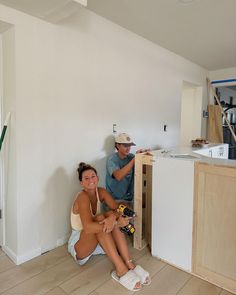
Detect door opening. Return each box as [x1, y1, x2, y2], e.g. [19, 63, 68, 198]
[180, 82, 203, 146]
[215, 85, 236, 159]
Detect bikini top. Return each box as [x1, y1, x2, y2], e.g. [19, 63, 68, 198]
[70, 188, 101, 231]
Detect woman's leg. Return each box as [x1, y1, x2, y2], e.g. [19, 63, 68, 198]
[74, 214, 106, 259]
[75, 214, 141, 290]
[111, 226, 136, 269]
[94, 214, 128, 276]
[104, 211, 135, 269]
[74, 231, 99, 259]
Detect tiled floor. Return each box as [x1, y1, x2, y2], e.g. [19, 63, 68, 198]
[0, 246, 234, 295]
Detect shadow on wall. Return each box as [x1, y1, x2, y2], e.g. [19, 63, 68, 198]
[40, 135, 115, 252]
[41, 167, 72, 252]
[103, 134, 115, 156]
[91, 134, 115, 187]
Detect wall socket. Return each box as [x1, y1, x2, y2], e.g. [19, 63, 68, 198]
[164, 124, 168, 132]
[113, 124, 117, 134]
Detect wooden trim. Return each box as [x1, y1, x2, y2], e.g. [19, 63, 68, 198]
[133, 153, 153, 250]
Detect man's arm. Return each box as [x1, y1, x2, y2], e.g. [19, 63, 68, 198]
[112, 157, 135, 181]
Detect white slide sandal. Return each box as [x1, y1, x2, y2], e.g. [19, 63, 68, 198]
[111, 269, 142, 291]
[133, 265, 151, 285]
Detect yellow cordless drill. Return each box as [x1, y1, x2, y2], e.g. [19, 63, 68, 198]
[117, 204, 136, 235]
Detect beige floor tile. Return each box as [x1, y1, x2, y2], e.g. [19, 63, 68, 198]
[0, 243, 230, 295]
[0, 246, 69, 293]
[0, 263, 34, 293]
[60, 257, 113, 295]
[44, 286, 68, 295]
[1, 257, 81, 295]
[137, 264, 191, 295]
[94, 251, 166, 295]
[134, 251, 166, 278]
[95, 276, 134, 295]
[177, 276, 222, 295]
[220, 290, 235, 295]
[0, 256, 15, 273]
[0, 247, 6, 257]
[128, 242, 149, 261]
[21, 245, 69, 274]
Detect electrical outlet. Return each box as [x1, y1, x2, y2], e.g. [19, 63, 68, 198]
[164, 125, 167, 132]
[113, 124, 117, 134]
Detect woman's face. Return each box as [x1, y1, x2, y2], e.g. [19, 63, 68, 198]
[80, 169, 99, 190]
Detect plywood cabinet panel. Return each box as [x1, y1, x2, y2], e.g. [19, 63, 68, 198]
[193, 163, 236, 294]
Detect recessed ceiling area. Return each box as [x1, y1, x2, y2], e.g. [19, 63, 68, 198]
[87, 0, 236, 71]
[0, 0, 236, 71]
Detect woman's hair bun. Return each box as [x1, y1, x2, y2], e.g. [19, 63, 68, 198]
[78, 162, 87, 170]
[77, 162, 97, 181]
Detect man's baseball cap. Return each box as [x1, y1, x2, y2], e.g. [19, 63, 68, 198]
[115, 133, 136, 146]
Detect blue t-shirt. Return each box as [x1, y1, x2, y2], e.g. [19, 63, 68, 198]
[106, 153, 134, 202]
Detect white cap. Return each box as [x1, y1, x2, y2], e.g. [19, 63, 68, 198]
[115, 133, 136, 146]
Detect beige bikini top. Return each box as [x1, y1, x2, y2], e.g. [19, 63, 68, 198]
[71, 188, 101, 231]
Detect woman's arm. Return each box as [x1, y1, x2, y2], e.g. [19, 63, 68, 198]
[77, 192, 104, 234]
[98, 187, 119, 211]
[98, 187, 131, 230]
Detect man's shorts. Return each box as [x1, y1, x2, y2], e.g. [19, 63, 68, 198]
[68, 230, 105, 265]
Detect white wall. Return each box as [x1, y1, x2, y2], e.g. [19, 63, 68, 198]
[0, 4, 209, 263]
[1, 26, 17, 256]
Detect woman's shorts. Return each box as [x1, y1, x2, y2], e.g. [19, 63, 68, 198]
[68, 230, 105, 265]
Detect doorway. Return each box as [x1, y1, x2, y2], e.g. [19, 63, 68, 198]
[216, 85, 236, 159]
[180, 81, 203, 146]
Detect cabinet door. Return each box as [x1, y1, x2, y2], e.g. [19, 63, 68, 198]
[193, 162, 236, 294]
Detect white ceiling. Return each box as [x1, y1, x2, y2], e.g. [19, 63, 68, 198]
[0, 0, 236, 71]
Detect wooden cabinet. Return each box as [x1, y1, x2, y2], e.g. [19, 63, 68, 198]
[134, 149, 236, 294]
[193, 162, 236, 294]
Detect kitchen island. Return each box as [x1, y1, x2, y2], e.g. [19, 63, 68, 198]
[134, 143, 236, 294]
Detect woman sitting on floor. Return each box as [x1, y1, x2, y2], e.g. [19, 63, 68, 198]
[68, 162, 151, 292]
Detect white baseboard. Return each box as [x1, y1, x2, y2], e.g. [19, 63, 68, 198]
[2, 234, 70, 265]
[2, 245, 41, 265]
[2, 245, 17, 264]
[56, 233, 70, 247]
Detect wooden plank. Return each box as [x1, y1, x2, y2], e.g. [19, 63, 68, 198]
[145, 165, 152, 248]
[208, 105, 223, 143]
[134, 153, 153, 250]
[134, 153, 144, 250]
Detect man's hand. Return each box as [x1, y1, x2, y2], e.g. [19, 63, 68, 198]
[136, 148, 151, 154]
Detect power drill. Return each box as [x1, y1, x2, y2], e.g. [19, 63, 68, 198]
[117, 204, 136, 235]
